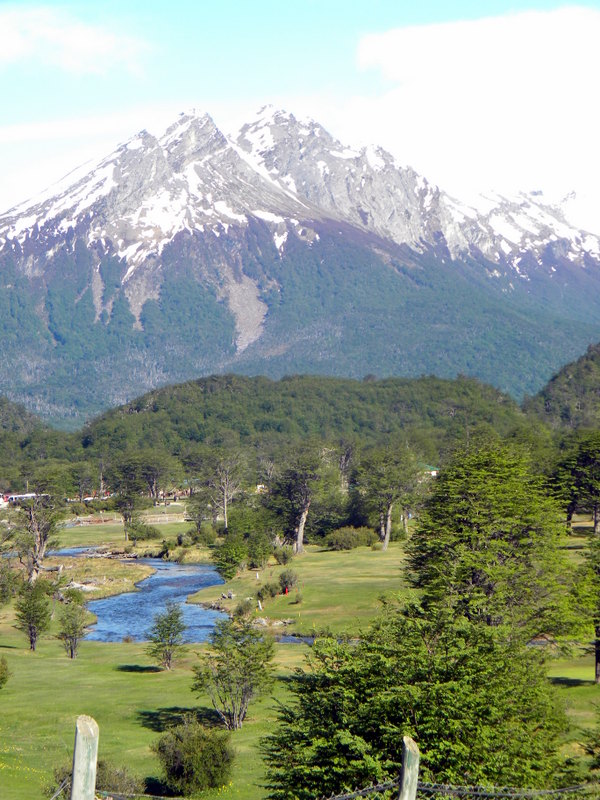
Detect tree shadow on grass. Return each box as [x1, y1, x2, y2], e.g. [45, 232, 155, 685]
[116, 664, 162, 673]
[137, 706, 222, 732]
[550, 676, 595, 687]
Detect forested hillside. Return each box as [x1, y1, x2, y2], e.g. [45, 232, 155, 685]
[0, 373, 534, 493]
[80, 374, 527, 463]
[524, 343, 600, 430]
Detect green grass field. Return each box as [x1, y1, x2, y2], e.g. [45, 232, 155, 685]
[0, 619, 306, 799]
[191, 543, 408, 635]
[2, 518, 600, 798]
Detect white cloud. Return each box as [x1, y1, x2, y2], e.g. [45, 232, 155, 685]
[0, 6, 149, 74]
[344, 6, 600, 211]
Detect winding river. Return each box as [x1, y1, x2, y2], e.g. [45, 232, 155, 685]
[56, 549, 227, 643]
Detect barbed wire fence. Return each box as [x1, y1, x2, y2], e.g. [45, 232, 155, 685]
[59, 716, 600, 800]
[317, 737, 600, 800]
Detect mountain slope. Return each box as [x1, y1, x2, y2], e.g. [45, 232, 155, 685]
[1, 107, 600, 426]
[524, 342, 600, 430]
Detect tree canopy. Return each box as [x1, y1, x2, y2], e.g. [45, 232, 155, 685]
[407, 443, 570, 638]
[263, 607, 567, 800]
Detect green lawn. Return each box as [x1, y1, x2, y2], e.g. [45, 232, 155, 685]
[190, 542, 408, 635]
[0, 615, 306, 799]
[55, 519, 193, 549]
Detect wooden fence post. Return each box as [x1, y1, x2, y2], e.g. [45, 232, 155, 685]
[398, 736, 420, 800]
[70, 715, 99, 800]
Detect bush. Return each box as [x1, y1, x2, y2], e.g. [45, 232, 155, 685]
[247, 532, 273, 569]
[47, 760, 144, 798]
[0, 656, 10, 690]
[176, 532, 193, 547]
[213, 535, 248, 580]
[273, 545, 294, 565]
[153, 716, 234, 794]
[326, 526, 378, 550]
[278, 569, 298, 593]
[257, 582, 280, 603]
[233, 597, 255, 618]
[126, 519, 161, 542]
[193, 522, 217, 545]
[0, 562, 18, 605]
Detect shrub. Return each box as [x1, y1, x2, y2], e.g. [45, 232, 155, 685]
[278, 569, 299, 593]
[213, 536, 248, 580]
[273, 545, 294, 565]
[0, 656, 10, 690]
[233, 598, 255, 618]
[126, 519, 161, 542]
[153, 716, 234, 794]
[47, 760, 144, 798]
[247, 532, 273, 569]
[326, 526, 378, 550]
[257, 582, 280, 603]
[176, 532, 193, 547]
[193, 522, 217, 545]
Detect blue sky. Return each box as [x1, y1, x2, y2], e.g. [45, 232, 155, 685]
[1, 1, 599, 226]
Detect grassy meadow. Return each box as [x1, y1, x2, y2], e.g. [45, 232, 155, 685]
[1, 515, 600, 797]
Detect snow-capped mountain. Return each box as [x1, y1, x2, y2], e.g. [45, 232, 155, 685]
[1, 106, 600, 425]
[237, 107, 600, 272]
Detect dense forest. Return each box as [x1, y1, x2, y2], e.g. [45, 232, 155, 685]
[1, 373, 538, 494]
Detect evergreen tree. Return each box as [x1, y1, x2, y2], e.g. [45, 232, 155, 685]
[353, 445, 420, 549]
[15, 580, 51, 651]
[146, 602, 186, 670]
[57, 602, 87, 659]
[268, 448, 323, 553]
[407, 443, 570, 639]
[263, 607, 567, 800]
[552, 431, 600, 533]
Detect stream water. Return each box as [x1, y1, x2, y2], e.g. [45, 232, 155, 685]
[55, 548, 227, 643]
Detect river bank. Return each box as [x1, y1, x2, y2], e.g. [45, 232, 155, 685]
[50, 548, 226, 642]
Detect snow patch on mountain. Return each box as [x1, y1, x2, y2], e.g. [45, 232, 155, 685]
[1, 103, 600, 333]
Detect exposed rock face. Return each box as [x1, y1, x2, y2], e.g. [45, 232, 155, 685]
[1, 106, 600, 425]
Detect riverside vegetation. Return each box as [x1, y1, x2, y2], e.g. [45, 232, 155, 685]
[4, 369, 600, 796]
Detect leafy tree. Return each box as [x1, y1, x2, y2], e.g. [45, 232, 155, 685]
[137, 448, 183, 504]
[353, 445, 420, 550]
[572, 535, 600, 683]
[212, 534, 248, 580]
[407, 442, 570, 639]
[552, 431, 600, 533]
[263, 607, 567, 800]
[70, 461, 95, 501]
[0, 656, 9, 690]
[146, 602, 186, 670]
[153, 716, 234, 795]
[247, 531, 273, 569]
[57, 601, 87, 659]
[192, 619, 274, 730]
[15, 580, 52, 651]
[0, 561, 18, 605]
[9, 496, 62, 584]
[268, 448, 323, 553]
